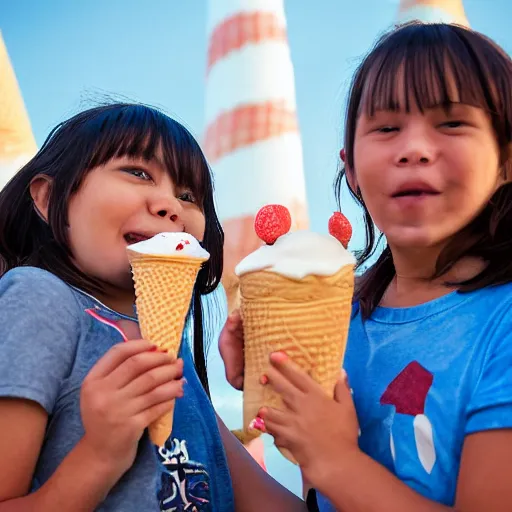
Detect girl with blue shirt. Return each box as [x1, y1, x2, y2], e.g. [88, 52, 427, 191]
[221, 22, 512, 511]
[0, 104, 305, 511]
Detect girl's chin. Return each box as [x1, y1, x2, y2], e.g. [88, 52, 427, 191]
[386, 229, 445, 250]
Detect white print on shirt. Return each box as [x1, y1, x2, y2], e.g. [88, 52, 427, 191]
[157, 438, 212, 511]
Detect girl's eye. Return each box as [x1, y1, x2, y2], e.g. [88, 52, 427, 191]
[377, 126, 398, 133]
[178, 191, 196, 203]
[442, 121, 465, 129]
[123, 167, 152, 181]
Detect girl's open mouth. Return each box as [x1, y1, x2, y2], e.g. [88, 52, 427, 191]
[392, 190, 439, 198]
[124, 233, 151, 244]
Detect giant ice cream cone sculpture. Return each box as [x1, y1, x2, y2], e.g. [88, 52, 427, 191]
[204, 0, 309, 313]
[397, 0, 469, 26]
[236, 206, 355, 463]
[127, 233, 209, 447]
[0, 32, 37, 189]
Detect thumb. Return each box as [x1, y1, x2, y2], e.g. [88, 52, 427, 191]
[219, 311, 245, 391]
[334, 369, 351, 403]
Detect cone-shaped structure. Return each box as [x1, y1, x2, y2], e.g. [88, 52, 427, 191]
[204, 0, 309, 312]
[0, 32, 37, 189]
[397, 0, 469, 26]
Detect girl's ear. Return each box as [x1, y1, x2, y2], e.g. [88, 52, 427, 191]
[345, 163, 360, 198]
[29, 175, 52, 222]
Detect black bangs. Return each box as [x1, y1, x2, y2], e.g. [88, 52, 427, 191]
[81, 104, 208, 206]
[361, 25, 494, 116]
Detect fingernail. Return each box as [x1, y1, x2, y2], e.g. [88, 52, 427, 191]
[149, 346, 157, 352]
[271, 351, 288, 363]
[249, 417, 266, 432]
[260, 374, 268, 385]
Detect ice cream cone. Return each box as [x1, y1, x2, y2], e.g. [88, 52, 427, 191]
[128, 250, 206, 447]
[240, 264, 354, 464]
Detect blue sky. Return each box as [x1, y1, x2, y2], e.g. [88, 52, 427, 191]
[3, 0, 512, 497]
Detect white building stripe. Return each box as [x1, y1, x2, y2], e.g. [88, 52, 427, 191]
[205, 41, 297, 126]
[212, 132, 306, 221]
[397, 0, 469, 27]
[397, 5, 467, 25]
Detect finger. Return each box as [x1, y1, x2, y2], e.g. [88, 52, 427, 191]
[87, 340, 156, 380]
[134, 397, 181, 431]
[269, 352, 322, 394]
[122, 359, 184, 397]
[131, 379, 185, 417]
[219, 311, 245, 390]
[333, 369, 353, 401]
[108, 353, 180, 390]
[263, 420, 293, 451]
[227, 309, 243, 334]
[117, 319, 142, 340]
[259, 406, 289, 427]
[266, 365, 301, 410]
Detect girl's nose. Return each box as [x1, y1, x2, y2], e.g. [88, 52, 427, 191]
[157, 210, 178, 222]
[396, 125, 437, 167]
[150, 195, 182, 222]
[397, 155, 430, 165]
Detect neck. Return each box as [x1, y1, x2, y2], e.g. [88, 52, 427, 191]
[93, 285, 136, 317]
[381, 243, 486, 308]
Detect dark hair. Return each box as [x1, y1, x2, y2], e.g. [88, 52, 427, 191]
[334, 22, 512, 319]
[0, 103, 224, 395]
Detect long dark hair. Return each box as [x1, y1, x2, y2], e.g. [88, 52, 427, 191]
[0, 103, 223, 395]
[334, 22, 512, 319]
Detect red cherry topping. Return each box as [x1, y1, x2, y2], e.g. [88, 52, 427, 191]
[254, 205, 292, 245]
[328, 212, 352, 248]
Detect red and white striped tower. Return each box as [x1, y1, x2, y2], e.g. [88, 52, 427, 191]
[397, 0, 469, 26]
[0, 32, 37, 189]
[204, 0, 309, 312]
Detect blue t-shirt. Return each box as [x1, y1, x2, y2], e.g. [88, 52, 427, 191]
[318, 284, 512, 509]
[0, 267, 234, 511]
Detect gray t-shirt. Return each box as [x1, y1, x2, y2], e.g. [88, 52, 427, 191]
[0, 267, 234, 511]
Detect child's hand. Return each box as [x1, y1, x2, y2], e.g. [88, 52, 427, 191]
[219, 310, 245, 390]
[80, 322, 184, 475]
[260, 352, 360, 485]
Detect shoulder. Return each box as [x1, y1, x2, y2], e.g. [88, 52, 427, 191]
[1, 266, 78, 301]
[0, 266, 82, 326]
[463, 283, 512, 326]
[475, 281, 512, 302]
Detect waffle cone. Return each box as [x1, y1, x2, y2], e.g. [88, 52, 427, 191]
[240, 265, 354, 464]
[128, 250, 206, 447]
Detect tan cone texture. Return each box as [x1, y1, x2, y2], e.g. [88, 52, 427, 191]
[128, 250, 205, 447]
[0, 33, 37, 161]
[240, 265, 354, 464]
